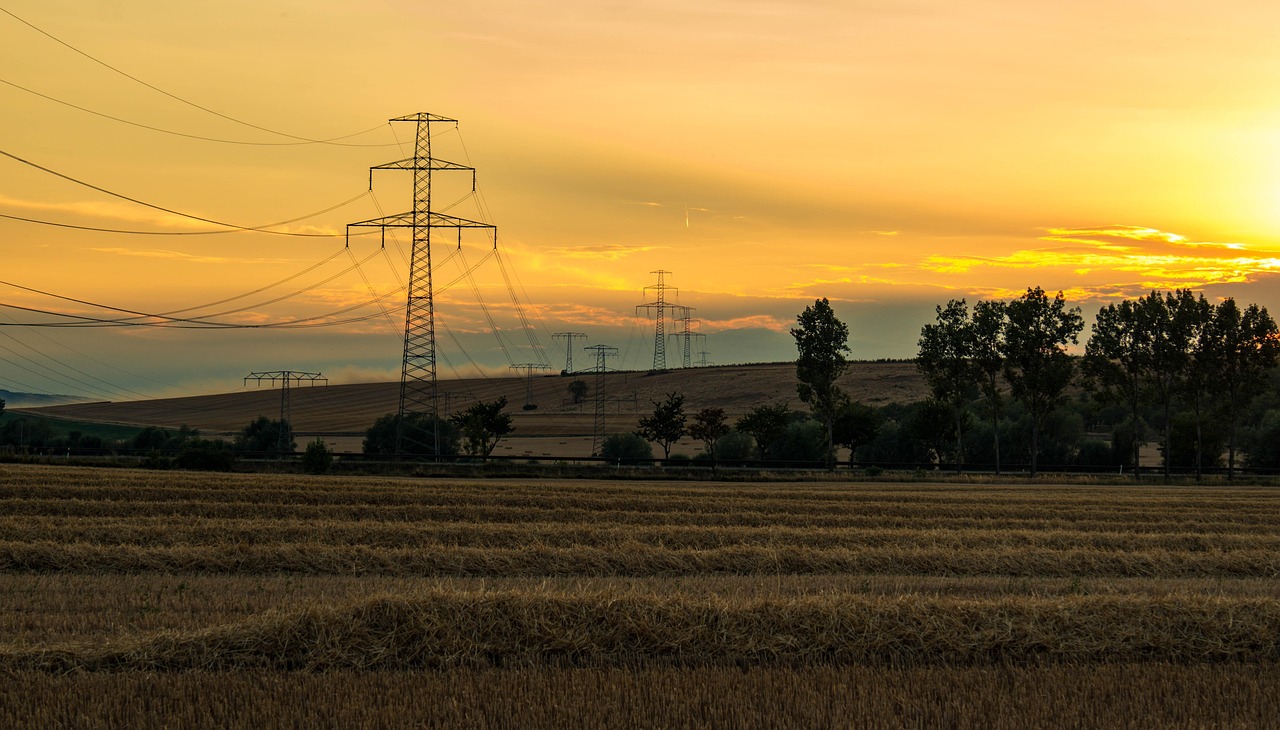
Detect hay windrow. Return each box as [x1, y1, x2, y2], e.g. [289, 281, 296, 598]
[4, 589, 1277, 672]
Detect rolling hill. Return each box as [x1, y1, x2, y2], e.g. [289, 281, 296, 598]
[19, 361, 927, 456]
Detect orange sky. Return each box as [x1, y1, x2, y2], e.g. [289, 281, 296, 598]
[2, 0, 1279, 398]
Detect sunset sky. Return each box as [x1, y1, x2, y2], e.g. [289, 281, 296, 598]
[2, 0, 1279, 399]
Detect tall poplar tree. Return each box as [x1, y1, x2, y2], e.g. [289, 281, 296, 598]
[791, 298, 850, 470]
[971, 300, 1006, 473]
[917, 299, 974, 472]
[1205, 299, 1280, 478]
[1083, 298, 1150, 479]
[1001, 287, 1083, 476]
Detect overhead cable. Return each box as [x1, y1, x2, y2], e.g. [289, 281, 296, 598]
[0, 148, 370, 237]
[0, 6, 393, 147]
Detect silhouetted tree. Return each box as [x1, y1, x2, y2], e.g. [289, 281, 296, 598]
[917, 299, 974, 472]
[449, 397, 515, 459]
[600, 432, 653, 464]
[791, 298, 850, 469]
[1084, 297, 1150, 480]
[1206, 299, 1280, 478]
[302, 438, 334, 474]
[235, 416, 293, 454]
[1176, 291, 1215, 480]
[735, 401, 791, 461]
[363, 412, 460, 457]
[1001, 287, 1083, 476]
[832, 399, 882, 467]
[567, 380, 589, 405]
[637, 392, 687, 459]
[971, 300, 1007, 473]
[689, 407, 730, 471]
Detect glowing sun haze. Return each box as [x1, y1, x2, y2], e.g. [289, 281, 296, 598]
[1, 0, 1279, 398]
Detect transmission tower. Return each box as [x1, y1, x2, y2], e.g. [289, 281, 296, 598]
[510, 363, 551, 409]
[693, 333, 711, 367]
[668, 305, 698, 369]
[553, 332, 588, 374]
[584, 344, 617, 456]
[347, 112, 496, 456]
[243, 370, 327, 453]
[636, 270, 676, 372]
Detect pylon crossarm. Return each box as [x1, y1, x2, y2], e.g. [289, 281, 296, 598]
[390, 112, 457, 124]
[347, 212, 495, 230]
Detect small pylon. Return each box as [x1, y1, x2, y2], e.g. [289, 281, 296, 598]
[584, 344, 618, 456]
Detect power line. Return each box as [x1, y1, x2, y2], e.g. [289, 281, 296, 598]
[0, 77, 398, 148]
[0, 6, 394, 147]
[0, 148, 367, 237]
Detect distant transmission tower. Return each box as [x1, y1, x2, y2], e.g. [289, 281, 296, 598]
[553, 332, 588, 374]
[243, 370, 327, 453]
[585, 344, 617, 456]
[347, 112, 496, 456]
[693, 333, 711, 367]
[668, 305, 697, 369]
[510, 363, 551, 409]
[636, 270, 676, 372]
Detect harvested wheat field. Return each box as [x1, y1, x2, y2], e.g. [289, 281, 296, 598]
[1, 464, 1278, 727]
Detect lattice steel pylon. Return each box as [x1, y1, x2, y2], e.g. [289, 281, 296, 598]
[553, 332, 587, 374]
[347, 112, 496, 455]
[669, 305, 698, 369]
[584, 344, 618, 456]
[636, 270, 676, 372]
[511, 363, 551, 408]
[243, 370, 327, 453]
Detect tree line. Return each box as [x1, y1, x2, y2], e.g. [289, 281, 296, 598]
[913, 287, 1279, 478]
[5, 286, 1276, 477]
[598, 288, 1280, 479]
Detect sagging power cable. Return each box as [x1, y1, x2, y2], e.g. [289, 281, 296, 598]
[0, 6, 396, 147]
[0, 148, 371, 237]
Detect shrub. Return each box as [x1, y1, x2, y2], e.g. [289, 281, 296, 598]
[599, 433, 653, 464]
[175, 441, 236, 471]
[302, 438, 334, 474]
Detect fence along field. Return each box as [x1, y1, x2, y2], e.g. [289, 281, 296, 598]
[1, 464, 1278, 726]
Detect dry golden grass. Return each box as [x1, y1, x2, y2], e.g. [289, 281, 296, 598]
[2, 464, 1278, 726]
[5, 588, 1279, 671]
[3, 664, 1277, 730]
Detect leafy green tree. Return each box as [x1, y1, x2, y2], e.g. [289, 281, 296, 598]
[1083, 297, 1150, 480]
[791, 297, 850, 469]
[449, 397, 515, 459]
[917, 299, 975, 472]
[735, 401, 791, 461]
[567, 380, 589, 405]
[600, 432, 653, 464]
[363, 412, 460, 457]
[1205, 299, 1280, 478]
[688, 407, 729, 470]
[1001, 287, 1083, 476]
[971, 300, 1007, 473]
[637, 392, 687, 459]
[235, 416, 294, 454]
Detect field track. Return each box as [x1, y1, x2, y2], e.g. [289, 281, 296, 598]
[1, 464, 1278, 726]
